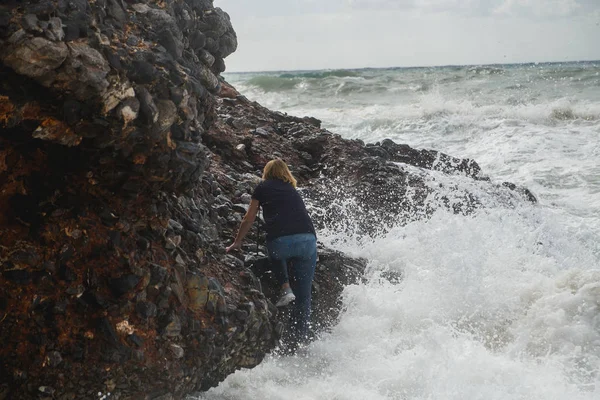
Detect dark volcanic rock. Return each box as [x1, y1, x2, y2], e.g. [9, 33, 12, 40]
[0, 1, 271, 399]
[109, 274, 142, 297]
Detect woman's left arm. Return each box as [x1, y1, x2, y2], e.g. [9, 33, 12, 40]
[226, 199, 260, 253]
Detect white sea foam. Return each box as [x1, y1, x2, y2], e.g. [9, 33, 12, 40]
[197, 205, 600, 399]
[203, 63, 600, 399]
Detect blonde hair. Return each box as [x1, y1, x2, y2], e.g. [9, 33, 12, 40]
[262, 158, 297, 188]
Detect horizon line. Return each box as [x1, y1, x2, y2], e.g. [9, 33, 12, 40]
[223, 58, 600, 75]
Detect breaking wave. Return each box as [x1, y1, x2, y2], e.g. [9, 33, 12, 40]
[210, 61, 600, 399]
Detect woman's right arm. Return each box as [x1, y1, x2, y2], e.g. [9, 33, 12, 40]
[226, 199, 260, 252]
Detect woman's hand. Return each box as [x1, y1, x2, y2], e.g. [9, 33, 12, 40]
[226, 241, 242, 253]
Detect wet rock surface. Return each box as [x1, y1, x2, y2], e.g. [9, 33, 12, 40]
[0, 1, 535, 399]
[209, 83, 536, 236]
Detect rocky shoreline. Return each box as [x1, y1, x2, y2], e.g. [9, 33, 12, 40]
[0, 1, 535, 399]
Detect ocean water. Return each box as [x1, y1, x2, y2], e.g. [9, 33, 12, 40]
[197, 63, 600, 399]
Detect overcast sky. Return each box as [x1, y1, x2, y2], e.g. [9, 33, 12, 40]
[215, 0, 600, 72]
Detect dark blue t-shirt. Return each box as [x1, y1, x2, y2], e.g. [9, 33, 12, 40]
[252, 179, 316, 241]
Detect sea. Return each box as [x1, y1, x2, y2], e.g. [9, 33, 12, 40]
[197, 62, 600, 399]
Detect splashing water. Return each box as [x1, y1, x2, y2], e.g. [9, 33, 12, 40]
[196, 203, 600, 399]
[199, 62, 600, 399]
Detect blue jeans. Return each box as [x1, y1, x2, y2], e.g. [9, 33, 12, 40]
[267, 233, 317, 341]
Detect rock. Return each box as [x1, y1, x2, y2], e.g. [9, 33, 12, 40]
[205, 290, 223, 314]
[136, 301, 157, 319]
[150, 264, 168, 285]
[9, 249, 40, 266]
[116, 97, 140, 125]
[107, 0, 127, 25]
[22, 14, 42, 33]
[168, 219, 184, 231]
[190, 31, 207, 51]
[253, 127, 270, 137]
[218, 32, 238, 59]
[168, 344, 184, 359]
[136, 86, 159, 124]
[131, 3, 151, 14]
[38, 386, 55, 395]
[208, 278, 224, 295]
[235, 309, 248, 321]
[502, 181, 537, 203]
[153, 99, 178, 139]
[182, 217, 202, 234]
[161, 315, 181, 337]
[152, 395, 174, 400]
[197, 63, 219, 92]
[109, 275, 141, 297]
[224, 254, 244, 268]
[32, 118, 82, 146]
[2, 269, 30, 284]
[126, 35, 140, 46]
[45, 17, 64, 41]
[46, 351, 63, 367]
[197, 49, 215, 67]
[240, 193, 252, 203]
[2, 36, 69, 80]
[57, 42, 110, 99]
[128, 60, 158, 84]
[127, 334, 144, 348]
[158, 29, 183, 60]
[187, 275, 209, 313]
[145, 8, 177, 29]
[165, 236, 179, 249]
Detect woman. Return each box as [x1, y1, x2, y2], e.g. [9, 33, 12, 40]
[226, 159, 317, 342]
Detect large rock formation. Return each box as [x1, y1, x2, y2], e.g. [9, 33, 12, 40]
[0, 1, 273, 399]
[0, 1, 536, 399]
